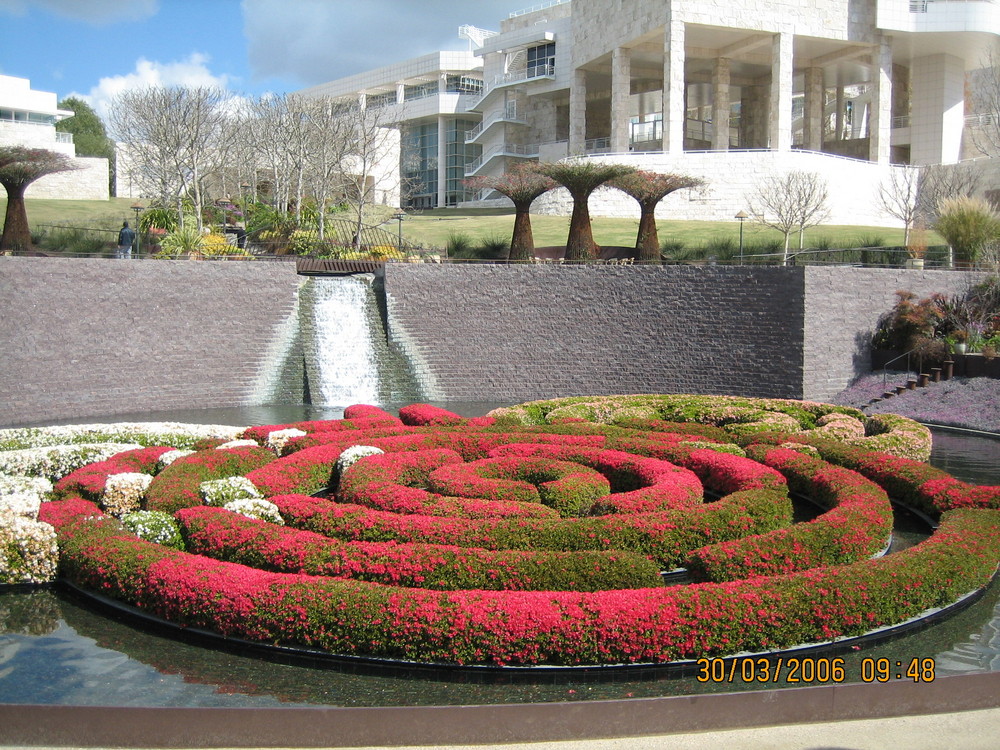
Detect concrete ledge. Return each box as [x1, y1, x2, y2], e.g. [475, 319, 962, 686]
[2, 672, 998, 747]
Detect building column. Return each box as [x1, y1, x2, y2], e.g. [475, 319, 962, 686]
[570, 68, 587, 154]
[910, 53, 964, 165]
[769, 31, 793, 151]
[662, 17, 686, 154]
[436, 116, 447, 208]
[396, 83, 406, 104]
[835, 84, 844, 140]
[610, 46, 632, 153]
[711, 57, 730, 150]
[803, 66, 824, 151]
[868, 35, 892, 164]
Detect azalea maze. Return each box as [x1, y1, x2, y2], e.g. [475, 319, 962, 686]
[3, 394, 1000, 668]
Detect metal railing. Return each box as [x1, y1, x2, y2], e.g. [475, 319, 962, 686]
[468, 64, 556, 111]
[509, 0, 570, 17]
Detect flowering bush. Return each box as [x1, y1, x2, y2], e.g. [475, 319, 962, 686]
[102, 472, 154, 517]
[0, 474, 52, 519]
[335, 445, 384, 478]
[1, 510, 58, 584]
[199, 476, 263, 507]
[122, 510, 184, 550]
[15, 396, 1000, 668]
[223, 497, 283, 524]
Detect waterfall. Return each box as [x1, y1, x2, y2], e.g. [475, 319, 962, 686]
[300, 275, 420, 407]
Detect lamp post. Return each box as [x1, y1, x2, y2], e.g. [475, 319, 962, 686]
[393, 211, 405, 254]
[735, 210, 748, 264]
[130, 202, 144, 258]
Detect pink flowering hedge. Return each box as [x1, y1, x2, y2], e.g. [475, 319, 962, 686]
[144, 446, 276, 514]
[54, 446, 176, 502]
[686, 447, 894, 582]
[175, 505, 663, 592]
[33, 397, 1000, 667]
[45, 500, 1000, 666]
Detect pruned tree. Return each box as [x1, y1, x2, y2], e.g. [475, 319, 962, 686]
[464, 163, 556, 260]
[0, 146, 78, 252]
[747, 170, 830, 263]
[609, 170, 705, 262]
[877, 167, 920, 246]
[534, 161, 637, 260]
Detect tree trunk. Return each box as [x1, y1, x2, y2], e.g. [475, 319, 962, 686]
[509, 203, 535, 262]
[0, 184, 31, 253]
[635, 204, 660, 262]
[565, 192, 597, 261]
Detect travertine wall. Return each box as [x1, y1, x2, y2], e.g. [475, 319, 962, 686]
[24, 156, 110, 200]
[532, 150, 910, 226]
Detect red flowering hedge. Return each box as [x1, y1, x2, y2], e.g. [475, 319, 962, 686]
[686, 447, 894, 582]
[46, 501, 1000, 666]
[33, 397, 1000, 667]
[54, 446, 176, 502]
[144, 446, 276, 514]
[175, 506, 663, 592]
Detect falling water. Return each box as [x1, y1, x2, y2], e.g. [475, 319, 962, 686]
[300, 275, 420, 407]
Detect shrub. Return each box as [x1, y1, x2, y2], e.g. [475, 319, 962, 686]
[121, 510, 184, 550]
[934, 196, 1000, 266]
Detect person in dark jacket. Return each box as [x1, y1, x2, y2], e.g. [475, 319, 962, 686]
[117, 221, 136, 259]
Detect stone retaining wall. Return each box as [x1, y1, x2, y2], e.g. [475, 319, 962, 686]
[0, 257, 986, 426]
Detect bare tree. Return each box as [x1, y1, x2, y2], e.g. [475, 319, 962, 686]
[747, 170, 830, 263]
[877, 166, 921, 246]
[0, 147, 77, 252]
[969, 46, 1000, 157]
[109, 86, 230, 230]
[915, 163, 983, 225]
[340, 101, 402, 249]
[299, 96, 354, 240]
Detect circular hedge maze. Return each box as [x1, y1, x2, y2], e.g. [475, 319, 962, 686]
[9, 395, 1000, 668]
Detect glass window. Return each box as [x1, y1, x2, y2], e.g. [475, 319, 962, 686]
[526, 43, 556, 78]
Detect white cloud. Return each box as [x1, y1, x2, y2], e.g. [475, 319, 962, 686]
[241, 0, 516, 88]
[73, 53, 232, 124]
[0, 0, 158, 23]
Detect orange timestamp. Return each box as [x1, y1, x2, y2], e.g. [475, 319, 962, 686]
[695, 656, 936, 684]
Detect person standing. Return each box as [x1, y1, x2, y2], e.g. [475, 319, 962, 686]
[117, 221, 136, 259]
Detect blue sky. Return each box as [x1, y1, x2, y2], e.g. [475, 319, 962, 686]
[0, 0, 518, 118]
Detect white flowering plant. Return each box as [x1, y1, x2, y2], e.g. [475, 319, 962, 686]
[0, 422, 242, 452]
[0, 509, 58, 584]
[157, 449, 195, 469]
[0, 474, 53, 519]
[336, 445, 384, 479]
[101, 473, 154, 517]
[216, 439, 260, 450]
[200, 476, 262, 506]
[223, 497, 284, 525]
[121, 510, 185, 550]
[265, 428, 307, 454]
[0, 443, 143, 482]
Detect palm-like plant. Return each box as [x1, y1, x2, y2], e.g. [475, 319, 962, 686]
[610, 171, 705, 262]
[464, 163, 556, 261]
[535, 161, 637, 260]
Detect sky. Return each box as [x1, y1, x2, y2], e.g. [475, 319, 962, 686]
[0, 0, 519, 121]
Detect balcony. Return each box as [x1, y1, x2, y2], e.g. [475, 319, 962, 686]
[465, 103, 527, 143]
[468, 64, 556, 113]
[464, 142, 540, 175]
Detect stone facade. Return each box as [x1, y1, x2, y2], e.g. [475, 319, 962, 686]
[0, 258, 988, 426]
[0, 258, 303, 426]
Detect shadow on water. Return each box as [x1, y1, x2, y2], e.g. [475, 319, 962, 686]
[1, 416, 998, 708]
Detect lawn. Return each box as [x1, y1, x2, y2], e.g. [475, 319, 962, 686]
[2, 197, 915, 253]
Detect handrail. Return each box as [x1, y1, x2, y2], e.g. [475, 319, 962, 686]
[880, 346, 925, 388]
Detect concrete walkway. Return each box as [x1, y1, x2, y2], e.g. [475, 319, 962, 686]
[6, 708, 1000, 750]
